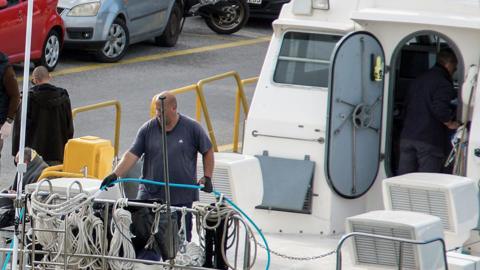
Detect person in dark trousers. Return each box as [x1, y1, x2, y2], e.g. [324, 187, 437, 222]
[101, 91, 214, 243]
[0, 147, 48, 229]
[0, 52, 20, 158]
[12, 66, 74, 165]
[398, 48, 460, 174]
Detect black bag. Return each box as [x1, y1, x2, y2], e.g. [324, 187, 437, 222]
[128, 201, 179, 261]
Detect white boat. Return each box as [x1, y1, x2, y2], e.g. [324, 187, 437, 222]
[200, 0, 480, 268]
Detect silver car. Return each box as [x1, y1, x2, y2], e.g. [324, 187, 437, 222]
[57, 0, 183, 62]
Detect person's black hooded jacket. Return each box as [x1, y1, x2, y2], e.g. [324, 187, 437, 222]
[12, 83, 74, 163]
[400, 63, 457, 151]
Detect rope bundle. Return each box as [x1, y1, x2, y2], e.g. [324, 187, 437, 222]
[194, 196, 258, 270]
[108, 199, 136, 270]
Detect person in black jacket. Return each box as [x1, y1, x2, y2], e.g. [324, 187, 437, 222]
[12, 66, 74, 165]
[0, 52, 20, 157]
[398, 48, 460, 174]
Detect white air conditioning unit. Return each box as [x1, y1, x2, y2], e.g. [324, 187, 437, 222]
[197, 152, 263, 206]
[346, 210, 445, 269]
[383, 173, 478, 249]
[447, 252, 480, 270]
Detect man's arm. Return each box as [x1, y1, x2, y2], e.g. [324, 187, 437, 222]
[3, 66, 20, 120]
[202, 148, 214, 178]
[430, 83, 457, 128]
[113, 151, 140, 177]
[197, 147, 214, 192]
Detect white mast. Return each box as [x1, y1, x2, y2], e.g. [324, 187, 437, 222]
[12, 0, 34, 268]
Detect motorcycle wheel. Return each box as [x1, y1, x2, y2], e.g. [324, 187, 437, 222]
[204, 0, 249, 35]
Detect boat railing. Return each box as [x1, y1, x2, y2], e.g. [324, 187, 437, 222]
[72, 100, 122, 156]
[150, 71, 258, 153]
[336, 232, 449, 270]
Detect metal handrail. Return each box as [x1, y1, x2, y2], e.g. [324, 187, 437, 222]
[233, 76, 258, 152]
[336, 232, 449, 270]
[72, 100, 121, 156]
[150, 84, 199, 119]
[196, 71, 246, 152]
[150, 71, 254, 153]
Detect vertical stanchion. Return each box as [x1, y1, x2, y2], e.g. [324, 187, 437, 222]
[102, 203, 109, 270]
[13, 0, 35, 268]
[30, 217, 35, 270]
[159, 96, 176, 262]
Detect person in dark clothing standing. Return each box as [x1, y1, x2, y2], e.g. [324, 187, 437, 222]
[102, 91, 214, 243]
[398, 48, 460, 174]
[12, 66, 74, 165]
[0, 52, 21, 158]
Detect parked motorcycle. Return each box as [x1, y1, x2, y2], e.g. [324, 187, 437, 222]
[183, 0, 250, 34]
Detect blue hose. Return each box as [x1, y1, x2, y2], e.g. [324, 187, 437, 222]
[2, 208, 24, 270]
[106, 177, 271, 269]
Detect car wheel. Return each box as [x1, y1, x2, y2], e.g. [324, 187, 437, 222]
[96, 18, 129, 63]
[35, 30, 61, 71]
[155, 2, 182, 47]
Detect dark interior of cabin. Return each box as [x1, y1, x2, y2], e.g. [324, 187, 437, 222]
[389, 34, 461, 175]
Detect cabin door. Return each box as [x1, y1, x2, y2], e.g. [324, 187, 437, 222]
[326, 31, 385, 198]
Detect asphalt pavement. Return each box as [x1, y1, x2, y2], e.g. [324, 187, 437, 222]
[2, 17, 273, 188]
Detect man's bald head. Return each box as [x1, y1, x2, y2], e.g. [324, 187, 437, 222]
[155, 91, 179, 127]
[157, 91, 177, 109]
[32, 66, 51, 85]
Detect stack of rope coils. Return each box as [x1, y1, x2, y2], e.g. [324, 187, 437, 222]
[24, 178, 268, 270]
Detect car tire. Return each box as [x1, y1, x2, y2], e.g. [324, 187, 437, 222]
[35, 30, 61, 71]
[155, 2, 182, 47]
[96, 18, 129, 63]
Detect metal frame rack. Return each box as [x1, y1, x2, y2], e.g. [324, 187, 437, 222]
[0, 190, 253, 270]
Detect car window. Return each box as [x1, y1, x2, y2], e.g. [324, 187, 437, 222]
[273, 32, 341, 88]
[7, 0, 20, 7]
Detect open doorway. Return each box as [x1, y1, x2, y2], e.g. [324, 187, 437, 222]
[386, 31, 463, 176]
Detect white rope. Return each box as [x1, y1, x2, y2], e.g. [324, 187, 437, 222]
[176, 207, 205, 267]
[108, 199, 136, 270]
[175, 242, 205, 267]
[27, 180, 105, 268]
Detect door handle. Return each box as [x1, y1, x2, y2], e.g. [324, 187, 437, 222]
[474, 148, 480, 157]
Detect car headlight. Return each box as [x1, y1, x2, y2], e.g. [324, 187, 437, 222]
[68, 2, 101, 17]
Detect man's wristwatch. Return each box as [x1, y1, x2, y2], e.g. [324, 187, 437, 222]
[6, 117, 13, 124]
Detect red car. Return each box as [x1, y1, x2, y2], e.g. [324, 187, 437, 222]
[0, 0, 64, 71]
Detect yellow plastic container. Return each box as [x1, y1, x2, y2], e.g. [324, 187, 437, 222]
[61, 136, 114, 179]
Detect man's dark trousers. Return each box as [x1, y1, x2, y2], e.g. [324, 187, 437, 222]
[397, 139, 445, 174]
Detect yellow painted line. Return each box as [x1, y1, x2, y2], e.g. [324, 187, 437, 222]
[17, 36, 271, 81]
[182, 32, 244, 41]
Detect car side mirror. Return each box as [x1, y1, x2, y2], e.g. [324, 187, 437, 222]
[0, 0, 7, 9]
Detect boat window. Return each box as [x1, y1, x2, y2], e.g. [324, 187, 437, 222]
[273, 32, 341, 88]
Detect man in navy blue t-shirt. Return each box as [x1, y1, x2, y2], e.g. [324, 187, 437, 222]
[102, 91, 214, 241]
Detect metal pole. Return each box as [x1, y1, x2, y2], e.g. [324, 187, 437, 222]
[159, 96, 176, 261]
[13, 0, 35, 268]
[335, 232, 449, 270]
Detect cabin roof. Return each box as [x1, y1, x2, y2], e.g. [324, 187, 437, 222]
[352, 7, 480, 30]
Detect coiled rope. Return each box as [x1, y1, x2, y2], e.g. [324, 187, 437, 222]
[108, 199, 136, 270]
[108, 178, 268, 269]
